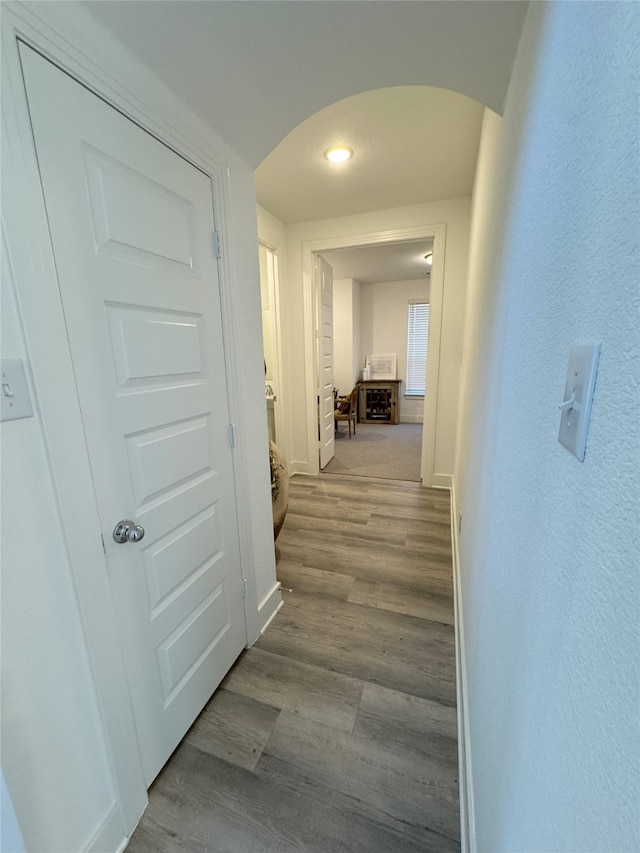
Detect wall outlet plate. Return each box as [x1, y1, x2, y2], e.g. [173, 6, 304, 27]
[558, 343, 601, 461]
[1, 358, 34, 422]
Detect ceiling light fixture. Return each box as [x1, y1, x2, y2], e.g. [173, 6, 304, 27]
[325, 146, 353, 163]
[424, 253, 433, 266]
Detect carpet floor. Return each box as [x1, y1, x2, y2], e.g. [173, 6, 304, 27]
[322, 422, 423, 481]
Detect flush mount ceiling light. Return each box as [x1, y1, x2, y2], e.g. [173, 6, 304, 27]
[324, 146, 353, 163]
[424, 253, 433, 266]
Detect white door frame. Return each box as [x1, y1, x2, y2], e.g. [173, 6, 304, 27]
[302, 224, 446, 484]
[315, 254, 335, 469]
[257, 237, 287, 458]
[1, 4, 261, 841]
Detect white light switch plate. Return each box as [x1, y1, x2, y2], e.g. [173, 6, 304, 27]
[1, 358, 34, 422]
[558, 343, 601, 461]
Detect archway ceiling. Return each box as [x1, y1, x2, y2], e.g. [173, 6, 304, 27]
[85, 1, 529, 169]
[256, 86, 484, 223]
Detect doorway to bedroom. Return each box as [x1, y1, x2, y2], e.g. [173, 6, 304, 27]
[316, 238, 432, 483]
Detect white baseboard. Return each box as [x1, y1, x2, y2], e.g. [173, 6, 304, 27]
[289, 460, 311, 476]
[450, 478, 476, 853]
[260, 597, 284, 635]
[255, 582, 282, 639]
[399, 415, 423, 424]
[432, 472, 453, 489]
[86, 804, 128, 853]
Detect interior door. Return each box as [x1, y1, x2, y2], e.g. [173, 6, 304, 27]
[20, 46, 247, 785]
[259, 244, 278, 443]
[316, 255, 335, 468]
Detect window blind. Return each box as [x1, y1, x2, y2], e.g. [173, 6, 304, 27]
[406, 301, 429, 396]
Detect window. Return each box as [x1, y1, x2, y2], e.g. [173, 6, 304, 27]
[406, 301, 429, 396]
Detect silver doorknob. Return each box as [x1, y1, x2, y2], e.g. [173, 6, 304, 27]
[112, 519, 145, 544]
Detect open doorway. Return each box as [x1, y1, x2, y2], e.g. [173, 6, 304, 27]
[316, 239, 433, 481]
[303, 224, 446, 486]
[256, 85, 480, 489]
[258, 242, 285, 448]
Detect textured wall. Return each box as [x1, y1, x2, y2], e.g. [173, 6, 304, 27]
[1, 243, 117, 852]
[455, 2, 640, 851]
[0, 12, 279, 850]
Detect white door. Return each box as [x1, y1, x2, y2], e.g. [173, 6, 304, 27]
[20, 46, 247, 784]
[316, 256, 335, 468]
[260, 244, 279, 443]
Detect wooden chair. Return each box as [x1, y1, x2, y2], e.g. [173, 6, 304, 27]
[334, 386, 359, 438]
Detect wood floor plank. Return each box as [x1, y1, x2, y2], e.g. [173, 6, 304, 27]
[126, 471, 460, 852]
[301, 473, 449, 503]
[285, 511, 408, 546]
[349, 502, 448, 523]
[221, 646, 365, 732]
[276, 561, 356, 601]
[353, 682, 458, 767]
[348, 578, 455, 624]
[257, 711, 460, 843]
[287, 477, 318, 490]
[297, 479, 424, 500]
[285, 494, 370, 518]
[184, 687, 280, 772]
[281, 498, 370, 525]
[404, 530, 456, 553]
[258, 591, 457, 706]
[130, 743, 454, 853]
[400, 535, 453, 561]
[276, 532, 454, 595]
[370, 508, 452, 529]
[277, 524, 452, 571]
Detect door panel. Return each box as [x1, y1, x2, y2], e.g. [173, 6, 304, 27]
[317, 256, 335, 468]
[20, 45, 247, 785]
[84, 145, 199, 274]
[107, 308, 205, 385]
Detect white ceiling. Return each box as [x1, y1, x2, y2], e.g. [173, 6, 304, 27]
[84, 1, 529, 168]
[321, 240, 434, 285]
[82, 1, 528, 284]
[255, 86, 483, 224]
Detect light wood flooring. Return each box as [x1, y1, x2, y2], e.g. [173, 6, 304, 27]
[126, 473, 459, 853]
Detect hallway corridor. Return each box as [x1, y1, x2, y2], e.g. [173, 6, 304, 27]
[126, 474, 459, 852]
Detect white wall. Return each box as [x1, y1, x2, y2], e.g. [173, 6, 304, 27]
[1, 6, 279, 851]
[332, 278, 361, 396]
[259, 245, 275, 383]
[359, 278, 430, 423]
[257, 204, 290, 463]
[1, 244, 118, 853]
[454, 3, 640, 851]
[257, 203, 287, 251]
[284, 197, 470, 475]
[228, 174, 279, 621]
[351, 280, 361, 391]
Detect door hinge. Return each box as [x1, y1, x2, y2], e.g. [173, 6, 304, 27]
[214, 230, 223, 259]
[228, 423, 237, 447]
[242, 578, 248, 599]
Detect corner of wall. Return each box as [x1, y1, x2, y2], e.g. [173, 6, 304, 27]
[449, 477, 476, 853]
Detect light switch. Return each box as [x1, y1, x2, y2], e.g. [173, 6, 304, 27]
[1, 359, 34, 422]
[558, 343, 601, 461]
